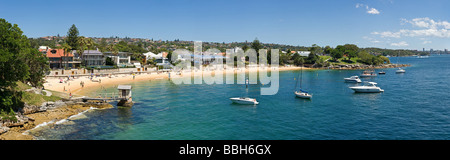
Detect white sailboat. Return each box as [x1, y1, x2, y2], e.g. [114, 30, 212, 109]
[294, 65, 312, 99]
[230, 78, 259, 105]
[396, 52, 406, 73]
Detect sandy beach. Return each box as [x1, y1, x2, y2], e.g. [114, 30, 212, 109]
[44, 66, 307, 97]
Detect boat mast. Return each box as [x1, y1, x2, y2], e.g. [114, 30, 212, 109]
[300, 64, 303, 89]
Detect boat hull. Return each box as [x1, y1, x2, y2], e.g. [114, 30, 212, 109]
[230, 98, 259, 105]
[360, 74, 377, 77]
[350, 87, 384, 93]
[344, 79, 361, 83]
[294, 92, 312, 99]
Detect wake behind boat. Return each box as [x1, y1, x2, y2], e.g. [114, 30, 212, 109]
[230, 97, 259, 105]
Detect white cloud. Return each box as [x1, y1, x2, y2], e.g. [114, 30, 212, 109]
[367, 8, 380, 15]
[423, 41, 432, 44]
[356, 3, 380, 15]
[356, 3, 364, 8]
[390, 41, 409, 47]
[371, 31, 401, 38]
[371, 40, 381, 43]
[372, 17, 450, 38]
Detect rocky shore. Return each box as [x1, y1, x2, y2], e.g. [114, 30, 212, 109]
[0, 98, 113, 140]
[323, 63, 410, 70]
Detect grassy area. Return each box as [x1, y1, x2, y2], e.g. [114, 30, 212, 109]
[320, 56, 363, 65]
[21, 91, 62, 106]
[1, 82, 63, 122]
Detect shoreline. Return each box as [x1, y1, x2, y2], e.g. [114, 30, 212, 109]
[44, 66, 310, 97]
[0, 64, 408, 140]
[44, 64, 406, 97]
[0, 99, 113, 140]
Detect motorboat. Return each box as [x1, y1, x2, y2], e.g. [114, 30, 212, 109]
[294, 90, 312, 99]
[396, 68, 406, 73]
[349, 82, 384, 93]
[378, 70, 386, 74]
[344, 76, 362, 83]
[360, 70, 377, 77]
[417, 55, 429, 58]
[230, 97, 259, 105]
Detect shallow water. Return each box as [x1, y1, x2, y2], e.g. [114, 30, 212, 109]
[30, 55, 450, 140]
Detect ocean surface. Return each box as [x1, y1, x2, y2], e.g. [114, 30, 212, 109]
[30, 55, 450, 140]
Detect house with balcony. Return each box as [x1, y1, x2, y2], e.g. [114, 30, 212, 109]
[39, 47, 80, 69]
[82, 50, 104, 66]
[104, 52, 132, 67]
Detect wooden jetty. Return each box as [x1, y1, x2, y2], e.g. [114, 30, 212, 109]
[82, 85, 133, 107]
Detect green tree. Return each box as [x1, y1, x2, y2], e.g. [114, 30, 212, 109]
[105, 57, 115, 66]
[242, 44, 249, 52]
[61, 43, 72, 69]
[378, 55, 390, 64]
[0, 19, 31, 89]
[0, 18, 49, 113]
[77, 36, 86, 60]
[309, 44, 322, 55]
[251, 38, 262, 51]
[23, 49, 50, 87]
[251, 38, 262, 62]
[294, 56, 305, 66]
[66, 24, 79, 49]
[324, 46, 332, 55]
[330, 47, 343, 61]
[357, 51, 373, 65]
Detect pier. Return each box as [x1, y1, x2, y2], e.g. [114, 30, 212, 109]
[81, 85, 133, 107]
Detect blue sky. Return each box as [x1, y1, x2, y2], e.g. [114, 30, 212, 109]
[1, 0, 449, 50]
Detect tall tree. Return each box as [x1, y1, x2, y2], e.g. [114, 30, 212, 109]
[251, 38, 262, 63]
[66, 24, 79, 49]
[0, 18, 30, 89]
[23, 49, 49, 87]
[251, 38, 262, 52]
[1, 18, 49, 112]
[61, 43, 72, 68]
[77, 36, 86, 63]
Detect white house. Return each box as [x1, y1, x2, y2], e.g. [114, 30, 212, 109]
[144, 51, 169, 64]
[297, 51, 311, 57]
[104, 52, 131, 66]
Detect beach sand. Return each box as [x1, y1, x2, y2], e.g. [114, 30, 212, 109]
[44, 66, 307, 97]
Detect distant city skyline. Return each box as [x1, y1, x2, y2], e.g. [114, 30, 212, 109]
[1, 0, 449, 50]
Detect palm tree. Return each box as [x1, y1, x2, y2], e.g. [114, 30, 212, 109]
[107, 43, 119, 56]
[107, 44, 119, 66]
[85, 38, 95, 51]
[61, 43, 72, 69]
[77, 36, 86, 65]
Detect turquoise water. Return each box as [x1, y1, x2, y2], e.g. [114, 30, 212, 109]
[31, 55, 450, 140]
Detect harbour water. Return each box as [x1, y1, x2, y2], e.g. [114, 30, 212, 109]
[29, 55, 450, 140]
